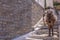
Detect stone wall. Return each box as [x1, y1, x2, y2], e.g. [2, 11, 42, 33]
[32, 0, 44, 26]
[0, 0, 44, 40]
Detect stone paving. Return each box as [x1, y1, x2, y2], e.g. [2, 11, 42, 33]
[26, 12, 60, 40]
[26, 25, 59, 40]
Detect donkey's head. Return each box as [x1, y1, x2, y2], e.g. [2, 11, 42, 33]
[45, 7, 53, 15]
[45, 7, 53, 14]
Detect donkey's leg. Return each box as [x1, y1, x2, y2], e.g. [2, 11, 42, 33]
[49, 28, 51, 36]
[52, 27, 54, 36]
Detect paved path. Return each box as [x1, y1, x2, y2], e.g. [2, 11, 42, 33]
[26, 12, 60, 40]
[26, 27, 59, 40]
[12, 19, 60, 40]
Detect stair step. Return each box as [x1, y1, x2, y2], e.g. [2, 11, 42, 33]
[36, 29, 58, 33]
[30, 34, 58, 39]
[26, 37, 58, 40]
[41, 26, 58, 29]
[26, 34, 58, 40]
[26, 37, 43, 40]
[35, 32, 58, 35]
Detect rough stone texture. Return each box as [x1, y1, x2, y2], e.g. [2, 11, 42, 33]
[32, 0, 44, 26]
[0, 0, 44, 40]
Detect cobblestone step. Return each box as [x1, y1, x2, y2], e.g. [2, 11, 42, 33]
[26, 34, 58, 40]
[26, 37, 43, 40]
[26, 20, 60, 40]
[26, 25, 59, 40]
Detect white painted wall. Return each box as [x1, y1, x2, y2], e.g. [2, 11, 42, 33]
[35, 0, 45, 8]
[46, 0, 53, 7]
[35, 0, 53, 8]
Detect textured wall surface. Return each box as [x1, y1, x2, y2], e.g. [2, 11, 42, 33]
[0, 0, 44, 40]
[32, 1, 44, 26]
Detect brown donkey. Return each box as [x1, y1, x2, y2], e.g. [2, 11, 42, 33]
[43, 7, 57, 36]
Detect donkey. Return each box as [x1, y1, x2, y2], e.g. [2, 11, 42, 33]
[43, 7, 57, 36]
